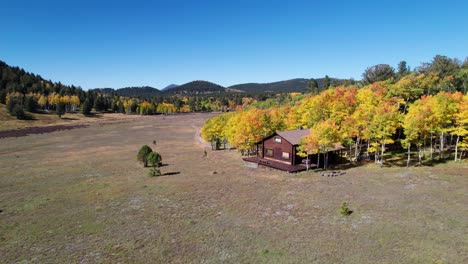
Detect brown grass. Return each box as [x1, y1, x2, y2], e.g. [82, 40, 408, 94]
[0, 113, 467, 263]
[0, 104, 142, 132]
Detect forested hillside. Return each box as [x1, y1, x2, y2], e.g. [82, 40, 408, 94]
[92, 86, 161, 98]
[202, 55, 468, 166]
[229, 77, 352, 93]
[163, 80, 227, 95]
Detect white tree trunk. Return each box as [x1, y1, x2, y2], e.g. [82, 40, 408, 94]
[455, 136, 459, 161]
[407, 143, 411, 167]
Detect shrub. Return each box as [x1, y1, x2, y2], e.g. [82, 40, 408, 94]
[56, 103, 65, 118]
[82, 99, 92, 116]
[24, 96, 38, 113]
[339, 201, 352, 216]
[148, 166, 161, 177]
[12, 105, 26, 120]
[146, 151, 162, 167]
[137, 145, 153, 167]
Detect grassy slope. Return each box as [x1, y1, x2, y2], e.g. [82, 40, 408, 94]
[0, 113, 466, 263]
[0, 104, 141, 132]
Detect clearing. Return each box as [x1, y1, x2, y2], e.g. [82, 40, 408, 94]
[0, 113, 466, 263]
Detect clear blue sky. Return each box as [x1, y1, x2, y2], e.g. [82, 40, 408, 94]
[2, 0, 467, 90]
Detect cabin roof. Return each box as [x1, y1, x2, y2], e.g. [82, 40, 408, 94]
[276, 129, 310, 145]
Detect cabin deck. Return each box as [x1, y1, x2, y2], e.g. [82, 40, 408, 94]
[243, 156, 314, 173]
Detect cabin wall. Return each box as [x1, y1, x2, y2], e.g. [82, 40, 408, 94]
[263, 135, 293, 164]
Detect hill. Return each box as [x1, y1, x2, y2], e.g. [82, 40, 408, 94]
[162, 84, 179, 91]
[93, 86, 161, 98]
[163, 80, 226, 95]
[228, 78, 349, 93]
[228, 78, 308, 93]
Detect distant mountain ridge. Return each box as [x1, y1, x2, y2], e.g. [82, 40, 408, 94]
[229, 78, 309, 93]
[92, 86, 161, 98]
[163, 80, 226, 95]
[162, 84, 178, 91]
[91, 77, 350, 98]
[228, 77, 346, 93]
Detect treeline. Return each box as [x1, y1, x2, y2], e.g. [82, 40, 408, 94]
[202, 55, 468, 166]
[0, 60, 265, 117]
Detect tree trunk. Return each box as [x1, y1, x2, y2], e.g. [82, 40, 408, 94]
[423, 135, 427, 159]
[317, 153, 320, 169]
[381, 142, 385, 165]
[407, 143, 411, 167]
[366, 140, 370, 158]
[430, 133, 433, 160]
[418, 145, 422, 165]
[440, 132, 444, 160]
[325, 152, 329, 170]
[355, 136, 360, 161]
[455, 135, 459, 161]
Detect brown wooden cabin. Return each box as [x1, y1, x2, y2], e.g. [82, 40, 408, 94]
[243, 128, 343, 173]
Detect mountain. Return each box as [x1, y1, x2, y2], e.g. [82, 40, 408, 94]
[228, 78, 348, 93]
[93, 86, 161, 98]
[228, 78, 310, 93]
[162, 84, 178, 91]
[163, 80, 226, 95]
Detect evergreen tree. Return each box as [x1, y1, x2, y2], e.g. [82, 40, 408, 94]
[137, 145, 153, 167]
[56, 103, 65, 118]
[82, 99, 92, 116]
[24, 96, 38, 112]
[323, 75, 330, 89]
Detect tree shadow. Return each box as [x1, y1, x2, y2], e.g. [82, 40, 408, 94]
[61, 117, 79, 121]
[161, 172, 180, 176]
[84, 113, 103, 118]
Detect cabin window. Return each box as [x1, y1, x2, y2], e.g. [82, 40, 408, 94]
[282, 152, 290, 159]
[274, 137, 282, 143]
[266, 149, 273, 156]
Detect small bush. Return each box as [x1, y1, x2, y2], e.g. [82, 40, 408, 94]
[56, 103, 65, 118]
[82, 99, 92, 116]
[137, 145, 153, 167]
[12, 105, 26, 120]
[339, 201, 352, 216]
[146, 151, 162, 167]
[148, 166, 161, 177]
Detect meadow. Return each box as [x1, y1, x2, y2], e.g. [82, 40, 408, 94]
[0, 113, 466, 263]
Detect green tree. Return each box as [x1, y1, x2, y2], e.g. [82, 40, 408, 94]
[306, 78, 319, 94]
[146, 151, 162, 167]
[82, 99, 92, 116]
[397, 60, 409, 77]
[24, 96, 38, 113]
[12, 104, 25, 120]
[456, 68, 468, 94]
[147, 151, 162, 176]
[56, 103, 65, 118]
[93, 95, 106, 112]
[362, 64, 395, 84]
[137, 145, 153, 167]
[323, 75, 330, 89]
[428, 55, 459, 78]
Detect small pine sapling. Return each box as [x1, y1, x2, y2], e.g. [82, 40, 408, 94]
[137, 145, 153, 167]
[339, 201, 352, 216]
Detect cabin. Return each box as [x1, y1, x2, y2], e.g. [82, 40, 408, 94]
[243, 128, 342, 173]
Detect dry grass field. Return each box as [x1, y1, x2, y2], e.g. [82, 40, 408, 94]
[0, 104, 139, 132]
[0, 113, 467, 263]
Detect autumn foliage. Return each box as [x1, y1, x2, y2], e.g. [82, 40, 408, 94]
[202, 76, 468, 165]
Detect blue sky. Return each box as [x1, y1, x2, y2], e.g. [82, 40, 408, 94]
[2, 0, 467, 90]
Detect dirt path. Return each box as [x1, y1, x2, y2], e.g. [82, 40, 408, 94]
[191, 123, 211, 148]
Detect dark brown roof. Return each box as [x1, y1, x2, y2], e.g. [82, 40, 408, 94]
[277, 129, 310, 145]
